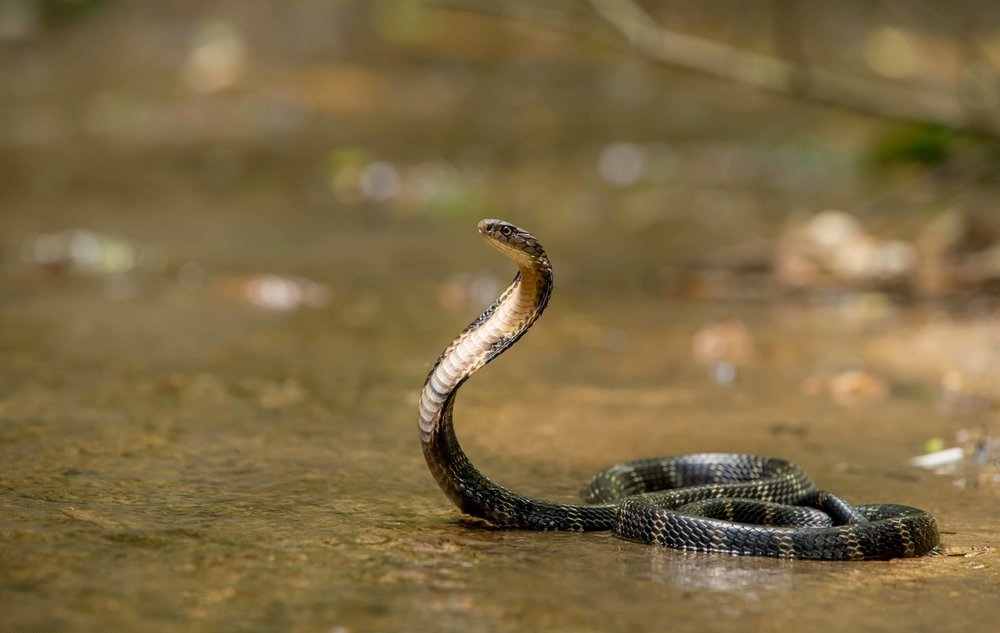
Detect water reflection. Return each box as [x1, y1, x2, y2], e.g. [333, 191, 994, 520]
[615, 543, 800, 596]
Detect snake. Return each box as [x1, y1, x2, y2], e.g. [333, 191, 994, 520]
[418, 219, 940, 560]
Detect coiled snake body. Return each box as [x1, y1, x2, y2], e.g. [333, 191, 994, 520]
[418, 219, 939, 560]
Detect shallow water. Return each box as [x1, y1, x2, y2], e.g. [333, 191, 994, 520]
[2, 217, 997, 632]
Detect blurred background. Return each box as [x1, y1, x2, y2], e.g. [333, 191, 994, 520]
[3, 0, 999, 433]
[2, 0, 999, 284]
[1, 1, 999, 631]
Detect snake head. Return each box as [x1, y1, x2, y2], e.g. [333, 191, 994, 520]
[478, 219, 547, 263]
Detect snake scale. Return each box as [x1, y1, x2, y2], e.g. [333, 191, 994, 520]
[418, 219, 939, 560]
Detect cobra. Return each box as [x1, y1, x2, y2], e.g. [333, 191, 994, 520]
[417, 219, 939, 560]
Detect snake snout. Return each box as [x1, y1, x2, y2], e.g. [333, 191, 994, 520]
[478, 218, 516, 238]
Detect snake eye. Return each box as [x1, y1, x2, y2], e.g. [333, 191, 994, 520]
[499, 225, 514, 237]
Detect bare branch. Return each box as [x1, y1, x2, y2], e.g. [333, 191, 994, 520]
[426, 0, 1000, 138]
[586, 0, 999, 137]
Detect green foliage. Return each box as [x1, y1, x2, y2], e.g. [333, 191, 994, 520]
[41, 0, 110, 25]
[866, 123, 956, 169]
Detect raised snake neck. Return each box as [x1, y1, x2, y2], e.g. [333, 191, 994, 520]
[418, 219, 939, 559]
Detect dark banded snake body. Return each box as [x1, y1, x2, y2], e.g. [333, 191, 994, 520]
[417, 219, 939, 560]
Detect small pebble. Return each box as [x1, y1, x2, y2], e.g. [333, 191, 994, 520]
[828, 370, 889, 406]
[691, 318, 754, 367]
